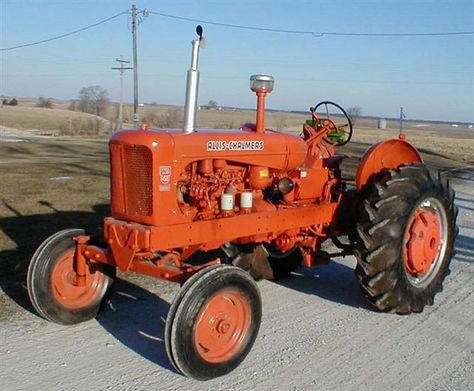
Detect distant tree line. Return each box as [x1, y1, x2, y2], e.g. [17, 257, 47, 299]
[2, 98, 18, 106]
[200, 100, 221, 110]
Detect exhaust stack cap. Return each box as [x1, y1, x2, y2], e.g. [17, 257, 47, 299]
[250, 74, 274, 93]
[183, 26, 205, 134]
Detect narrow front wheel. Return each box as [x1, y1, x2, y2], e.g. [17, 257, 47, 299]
[165, 265, 262, 380]
[27, 229, 115, 325]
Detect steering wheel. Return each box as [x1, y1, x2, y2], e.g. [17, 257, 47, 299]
[310, 101, 353, 146]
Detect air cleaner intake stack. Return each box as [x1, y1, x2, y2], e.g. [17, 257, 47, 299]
[250, 74, 274, 134]
[183, 26, 205, 134]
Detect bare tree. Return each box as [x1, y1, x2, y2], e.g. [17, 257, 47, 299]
[78, 86, 109, 117]
[68, 100, 77, 111]
[36, 96, 53, 108]
[346, 106, 362, 126]
[208, 100, 218, 109]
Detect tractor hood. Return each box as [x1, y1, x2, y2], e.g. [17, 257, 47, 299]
[110, 127, 308, 172]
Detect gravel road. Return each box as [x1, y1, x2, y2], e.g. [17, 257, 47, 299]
[1, 169, 473, 391]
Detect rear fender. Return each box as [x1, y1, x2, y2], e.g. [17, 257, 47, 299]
[356, 139, 423, 189]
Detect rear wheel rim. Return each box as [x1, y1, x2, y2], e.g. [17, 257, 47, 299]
[51, 249, 105, 309]
[403, 197, 448, 288]
[193, 290, 251, 364]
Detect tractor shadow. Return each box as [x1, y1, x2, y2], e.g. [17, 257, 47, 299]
[96, 278, 175, 372]
[446, 169, 474, 183]
[276, 260, 374, 312]
[0, 202, 176, 372]
[455, 234, 474, 264]
[0, 202, 110, 314]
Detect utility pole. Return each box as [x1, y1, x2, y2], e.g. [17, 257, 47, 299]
[399, 107, 406, 137]
[112, 56, 132, 131]
[131, 4, 139, 127]
[130, 5, 148, 128]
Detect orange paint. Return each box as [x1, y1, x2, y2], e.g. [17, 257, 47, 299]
[255, 91, 266, 133]
[72, 102, 423, 286]
[356, 139, 423, 189]
[102, 202, 337, 271]
[110, 129, 308, 226]
[51, 248, 106, 309]
[404, 208, 442, 276]
[194, 290, 251, 363]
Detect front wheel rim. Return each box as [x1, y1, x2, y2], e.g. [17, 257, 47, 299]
[403, 197, 448, 288]
[51, 249, 105, 309]
[193, 290, 251, 364]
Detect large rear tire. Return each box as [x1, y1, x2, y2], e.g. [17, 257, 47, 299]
[354, 164, 458, 314]
[165, 265, 262, 380]
[27, 229, 116, 325]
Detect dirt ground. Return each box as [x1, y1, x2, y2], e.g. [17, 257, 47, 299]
[0, 121, 473, 390]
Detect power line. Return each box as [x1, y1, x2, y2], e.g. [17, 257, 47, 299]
[2, 7, 473, 53]
[148, 11, 314, 35]
[319, 31, 474, 37]
[149, 10, 474, 37]
[0, 10, 129, 51]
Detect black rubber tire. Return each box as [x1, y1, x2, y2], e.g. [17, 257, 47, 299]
[164, 264, 224, 372]
[166, 265, 262, 380]
[265, 244, 303, 280]
[27, 229, 116, 325]
[354, 164, 458, 314]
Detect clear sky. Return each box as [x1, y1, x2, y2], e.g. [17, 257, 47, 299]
[1, 0, 473, 122]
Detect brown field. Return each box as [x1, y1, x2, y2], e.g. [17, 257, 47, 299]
[0, 105, 112, 135]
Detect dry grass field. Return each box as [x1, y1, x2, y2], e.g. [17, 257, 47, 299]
[0, 105, 111, 135]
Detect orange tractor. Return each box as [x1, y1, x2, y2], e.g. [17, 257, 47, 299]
[27, 27, 457, 380]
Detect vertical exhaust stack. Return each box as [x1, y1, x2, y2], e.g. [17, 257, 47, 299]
[183, 26, 205, 134]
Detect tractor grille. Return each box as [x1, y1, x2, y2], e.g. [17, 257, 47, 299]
[111, 144, 153, 217]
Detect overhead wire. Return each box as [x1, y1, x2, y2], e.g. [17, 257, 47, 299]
[319, 31, 474, 37]
[2, 8, 473, 52]
[148, 11, 315, 35]
[149, 10, 474, 37]
[0, 10, 129, 51]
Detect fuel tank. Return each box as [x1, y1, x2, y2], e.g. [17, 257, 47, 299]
[109, 127, 308, 226]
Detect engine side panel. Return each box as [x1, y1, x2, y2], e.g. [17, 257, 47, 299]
[109, 128, 309, 227]
[171, 129, 308, 171]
